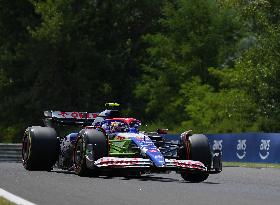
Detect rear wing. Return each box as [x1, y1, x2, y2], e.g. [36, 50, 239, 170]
[43, 111, 99, 126]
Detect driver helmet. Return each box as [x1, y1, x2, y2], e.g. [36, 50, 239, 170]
[110, 121, 127, 133]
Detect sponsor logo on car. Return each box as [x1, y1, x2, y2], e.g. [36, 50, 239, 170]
[97, 157, 140, 166]
[56, 111, 97, 119]
[154, 155, 163, 159]
[136, 137, 143, 141]
[116, 136, 126, 140]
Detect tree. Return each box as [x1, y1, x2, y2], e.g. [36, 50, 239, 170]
[136, 0, 244, 129]
[0, 0, 163, 142]
[0, 0, 39, 142]
[209, 0, 280, 131]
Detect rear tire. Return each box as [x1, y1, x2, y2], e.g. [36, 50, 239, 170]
[22, 126, 59, 171]
[73, 129, 108, 176]
[180, 134, 211, 182]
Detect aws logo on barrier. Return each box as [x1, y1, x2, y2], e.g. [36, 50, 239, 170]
[259, 140, 270, 160]
[212, 140, 223, 151]
[236, 140, 247, 159]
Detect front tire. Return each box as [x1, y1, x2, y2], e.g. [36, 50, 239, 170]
[73, 129, 108, 176]
[180, 134, 211, 182]
[22, 126, 59, 171]
[181, 171, 209, 183]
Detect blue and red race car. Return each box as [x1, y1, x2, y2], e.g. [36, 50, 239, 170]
[22, 104, 222, 182]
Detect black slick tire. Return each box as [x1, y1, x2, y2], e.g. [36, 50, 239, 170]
[22, 126, 59, 171]
[73, 129, 108, 176]
[180, 134, 211, 182]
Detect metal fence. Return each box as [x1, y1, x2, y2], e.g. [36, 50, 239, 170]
[0, 143, 22, 162]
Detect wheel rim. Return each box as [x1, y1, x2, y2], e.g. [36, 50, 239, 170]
[22, 133, 30, 166]
[74, 137, 84, 171]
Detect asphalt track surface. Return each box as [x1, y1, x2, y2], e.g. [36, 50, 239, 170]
[0, 163, 280, 205]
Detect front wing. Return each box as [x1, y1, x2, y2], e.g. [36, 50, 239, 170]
[93, 157, 207, 171]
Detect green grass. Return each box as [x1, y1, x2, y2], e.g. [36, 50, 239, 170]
[223, 162, 280, 169]
[0, 197, 16, 205]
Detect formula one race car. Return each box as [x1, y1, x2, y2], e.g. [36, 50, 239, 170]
[22, 104, 222, 182]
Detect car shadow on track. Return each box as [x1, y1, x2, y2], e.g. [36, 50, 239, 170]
[100, 174, 220, 184]
[131, 175, 220, 184]
[51, 170, 220, 184]
[124, 175, 179, 183]
[202, 181, 220, 185]
[52, 169, 75, 175]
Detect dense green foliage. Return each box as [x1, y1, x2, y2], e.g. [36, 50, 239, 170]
[1, 0, 280, 142]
